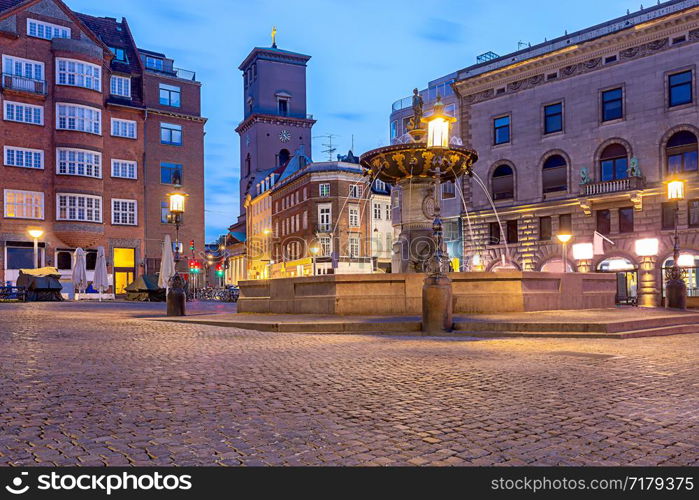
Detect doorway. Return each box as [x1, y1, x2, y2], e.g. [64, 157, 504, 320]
[113, 248, 136, 295]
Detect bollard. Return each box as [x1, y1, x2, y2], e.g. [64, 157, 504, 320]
[167, 273, 187, 316]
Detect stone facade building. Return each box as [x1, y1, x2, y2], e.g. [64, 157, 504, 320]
[389, 0, 699, 305]
[0, 0, 205, 293]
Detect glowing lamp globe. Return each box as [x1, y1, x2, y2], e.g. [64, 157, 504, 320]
[28, 229, 44, 239]
[168, 192, 188, 214]
[556, 233, 572, 244]
[421, 95, 456, 149]
[666, 179, 685, 201]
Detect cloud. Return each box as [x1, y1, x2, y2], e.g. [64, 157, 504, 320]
[417, 17, 464, 44]
[329, 112, 367, 122]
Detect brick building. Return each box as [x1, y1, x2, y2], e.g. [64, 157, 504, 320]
[389, 0, 699, 305]
[0, 0, 204, 293]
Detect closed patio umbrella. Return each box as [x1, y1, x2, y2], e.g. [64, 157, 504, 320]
[158, 235, 176, 291]
[93, 246, 109, 301]
[72, 248, 88, 300]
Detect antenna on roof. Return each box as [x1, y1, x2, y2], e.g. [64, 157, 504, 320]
[313, 134, 338, 161]
[517, 41, 531, 50]
[351, 134, 354, 152]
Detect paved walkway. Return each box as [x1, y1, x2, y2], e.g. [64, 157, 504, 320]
[0, 302, 697, 466]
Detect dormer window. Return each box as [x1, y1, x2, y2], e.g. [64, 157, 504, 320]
[109, 47, 128, 63]
[145, 56, 163, 71]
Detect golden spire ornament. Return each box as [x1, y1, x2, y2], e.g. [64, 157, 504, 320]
[271, 26, 277, 48]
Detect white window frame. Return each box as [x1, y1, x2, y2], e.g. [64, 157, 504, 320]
[349, 235, 360, 257]
[55, 58, 101, 92]
[56, 148, 102, 179]
[4, 100, 43, 125]
[145, 56, 163, 71]
[319, 183, 330, 197]
[3, 189, 44, 220]
[56, 193, 102, 223]
[349, 185, 362, 198]
[111, 118, 137, 139]
[318, 204, 332, 232]
[56, 103, 101, 135]
[110, 75, 131, 98]
[111, 159, 137, 179]
[373, 203, 382, 220]
[2, 55, 44, 81]
[111, 198, 137, 226]
[27, 18, 70, 40]
[319, 236, 332, 256]
[349, 206, 359, 227]
[4, 146, 44, 169]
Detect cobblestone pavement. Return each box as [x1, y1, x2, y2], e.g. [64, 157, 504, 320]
[0, 302, 697, 466]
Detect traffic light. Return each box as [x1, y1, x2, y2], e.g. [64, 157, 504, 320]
[189, 260, 201, 274]
[189, 240, 195, 251]
[215, 263, 224, 277]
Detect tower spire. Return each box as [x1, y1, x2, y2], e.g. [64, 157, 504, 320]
[271, 26, 277, 48]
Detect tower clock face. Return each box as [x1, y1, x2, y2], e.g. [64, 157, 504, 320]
[279, 130, 291, 143]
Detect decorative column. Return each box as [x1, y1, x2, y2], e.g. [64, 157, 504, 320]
[637, 255, 659, 308]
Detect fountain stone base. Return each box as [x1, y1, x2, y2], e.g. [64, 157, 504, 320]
[237, 271, 616, 316]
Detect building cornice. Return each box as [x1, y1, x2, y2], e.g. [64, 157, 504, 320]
[235, 114, 315, 134]
[455, 7, 699, 100]
[146, 107, 207, 123]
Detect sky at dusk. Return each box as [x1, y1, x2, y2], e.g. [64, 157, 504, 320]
[67, 0, 645, 241]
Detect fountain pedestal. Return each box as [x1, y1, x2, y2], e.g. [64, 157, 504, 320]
[422, 274, 453, 334]
[393, 177, 435, 273]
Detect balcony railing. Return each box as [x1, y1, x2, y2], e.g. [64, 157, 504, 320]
[582, 176, 646, 196]
[1, 74, 47, 95]
[174, 67, 196, 81]
[391, 80, 455, 112]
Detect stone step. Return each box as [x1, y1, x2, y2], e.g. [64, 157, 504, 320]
[450, 323, 699, 339]
[452, 313, 699, 334]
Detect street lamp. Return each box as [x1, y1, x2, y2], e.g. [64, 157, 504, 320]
[167, 191, 188, 263]
[422, 95, 456, 149]
[310, 245, 319, 276]
[27, 228, 44, 269]
[665, 178, 686, 309]
[556, 233, 572, 273]
[166, 191, 188, 317]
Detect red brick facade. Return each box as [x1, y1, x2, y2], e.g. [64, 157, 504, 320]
[0, 0, 204, 292]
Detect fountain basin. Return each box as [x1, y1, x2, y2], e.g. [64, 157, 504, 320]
[237, 272, 616, 315]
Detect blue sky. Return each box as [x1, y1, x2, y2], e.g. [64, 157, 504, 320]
[68, 0, 644, 241]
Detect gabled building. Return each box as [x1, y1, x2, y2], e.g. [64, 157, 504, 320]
[0, 0, 205, 293]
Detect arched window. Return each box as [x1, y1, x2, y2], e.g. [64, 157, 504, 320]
[599, 144, 628, 182]
[542, 155, 567, 193]
[279, 149, 290, 167]
[666, 131, 698, 174]
[492, 165, 514, 200]
[244, 154, 251, 177]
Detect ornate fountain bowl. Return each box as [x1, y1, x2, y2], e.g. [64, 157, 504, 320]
[359, 143, 478, 185]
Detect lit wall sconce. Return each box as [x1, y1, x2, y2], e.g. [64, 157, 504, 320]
[635, 238, 659, 257]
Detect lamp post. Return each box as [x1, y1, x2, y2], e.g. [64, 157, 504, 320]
[166, 191, 188, 316]
[665, 178, 686, 309]
[310, 245, 319, 276]
[635, 237, 660, 307]
[27, 228, 44, 269]
[556, 233, 572, 273]
[420, 96, 457, 335]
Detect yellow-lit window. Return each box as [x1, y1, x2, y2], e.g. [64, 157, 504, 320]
[113, 247, 135, 268]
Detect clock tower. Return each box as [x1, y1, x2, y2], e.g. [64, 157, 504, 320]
[235, 43, 315, 215]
